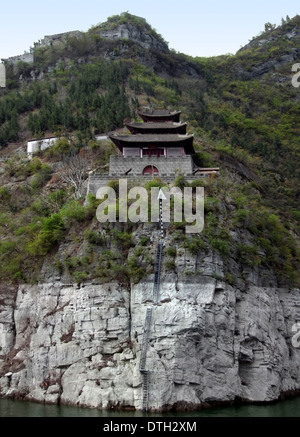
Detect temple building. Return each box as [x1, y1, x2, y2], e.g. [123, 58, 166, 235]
[138, 110, 181, 123]
[109, 110, 198, 178]
[87, 109, 219, 196]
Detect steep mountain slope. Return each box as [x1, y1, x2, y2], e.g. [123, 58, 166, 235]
[0, 13, 299, 411]
[0, 12, 299, 286]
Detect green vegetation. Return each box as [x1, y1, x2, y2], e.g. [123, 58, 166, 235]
[1, 61, 131, 146]
[0, 13, 299, 286]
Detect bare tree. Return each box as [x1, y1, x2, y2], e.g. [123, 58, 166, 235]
[59, 153, 88, 199]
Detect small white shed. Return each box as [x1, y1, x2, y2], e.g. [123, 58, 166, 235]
[27, 137, 58, 156]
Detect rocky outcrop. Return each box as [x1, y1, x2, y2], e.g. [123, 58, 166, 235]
[0, 242, 299, 411]
[238, 48, 299, 80]
[98, 22, 168, 53]
[239, 25, 299, 52]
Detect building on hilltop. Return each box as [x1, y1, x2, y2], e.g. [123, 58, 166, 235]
[87, 109, 219, 196]
[109, 133, 195, 177]
[37, 31, 82, 48]
[109, 110, 218, 178]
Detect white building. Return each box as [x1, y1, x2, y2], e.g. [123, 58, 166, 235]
[27, 134, 108, 157]
[27, 137, 59, 157]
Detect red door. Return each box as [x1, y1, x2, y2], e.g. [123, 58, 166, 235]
[143, 166, 160, 176]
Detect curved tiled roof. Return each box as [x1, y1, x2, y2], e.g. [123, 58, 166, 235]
[109, 133, 195, 154]
[126, 122, 187, 135]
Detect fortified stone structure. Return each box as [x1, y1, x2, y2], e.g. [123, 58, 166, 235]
[3, 31, 81, 66]
[37, 31, 82, 48]
[87, 109, 219, 196]
[2, 52, 34, 66]
[109, 110, 195, 178]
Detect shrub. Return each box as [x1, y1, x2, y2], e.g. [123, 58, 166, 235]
[225, 272, 237, 286]
[183, 236, 207, 255]
[234, 208, 251, 226]
[60, 200, 85, 223]
[174, 173, 188, 189]
[195, 151, 215, 167]
[210, 238, 231, 256]
[47, 190, 67, 210]
[31, 199, 50, 216]
[112, 230, 134, 249]
[27, 213, 65, 255]
[72, 271, 89, 284]
[0, 187, 11, 202]
[46, 137, 71, 158]
[205, 197, 220, 213]
[167, 247, 177, 258]
[165, 260, 176, 271]
[65, 256, 81, 270]
[189, 179, 205, 188]
[237, 244, 262, 267]
[127, 256, 146, 283]
[84, 193, 101, 219]
[0, 240, 17, 256]
[145, 178, 165, 191]
[5, 158, 24, 177]
[84, 230, 105, 246]
[31, 164, 52, 189]
[139, 236, 150, 247]
[25, 157, 42, 175]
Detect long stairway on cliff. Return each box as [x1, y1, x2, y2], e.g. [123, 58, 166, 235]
[139, 308, 153, 372]
[139, 196, 164, 412]
[153, 243, 163, 303]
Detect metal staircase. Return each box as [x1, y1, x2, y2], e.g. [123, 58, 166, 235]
[141, 371, 150, 411]
[153, 242, 163, 303]
[139, 308, 152, 412]
[139, 196, 165, 413]
[139, 308, 153, 372]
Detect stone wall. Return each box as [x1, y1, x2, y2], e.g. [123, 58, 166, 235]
[0, 245, 299, 411]
[109, 156, 194, 178]
[38, 31, 82, 48]
[4, 53, 34, 66]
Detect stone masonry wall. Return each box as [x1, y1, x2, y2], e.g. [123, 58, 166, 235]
[109, 156, 194, 178]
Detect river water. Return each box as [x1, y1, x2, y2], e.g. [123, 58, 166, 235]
[0, 397, 299, 417]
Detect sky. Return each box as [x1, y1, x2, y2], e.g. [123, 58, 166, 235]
[0, 0, 299, 60]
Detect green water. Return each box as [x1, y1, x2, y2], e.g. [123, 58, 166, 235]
[0, 397, 299, 417]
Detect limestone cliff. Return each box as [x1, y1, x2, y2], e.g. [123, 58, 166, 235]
[0, 225, 299, 411]
[98, 21, 168, 53]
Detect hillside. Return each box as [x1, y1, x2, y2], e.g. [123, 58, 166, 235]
[0, 12, 299, 412]
[0, 13, 299, 288]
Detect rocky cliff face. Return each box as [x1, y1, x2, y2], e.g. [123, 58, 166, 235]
[0, 226, 299, 411]
[236, 16, 300, 80]
[238, 47, 299, 80]
[99, 23, 168, 53]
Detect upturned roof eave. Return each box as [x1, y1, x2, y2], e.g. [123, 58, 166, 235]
[109, 133, 195, 154]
